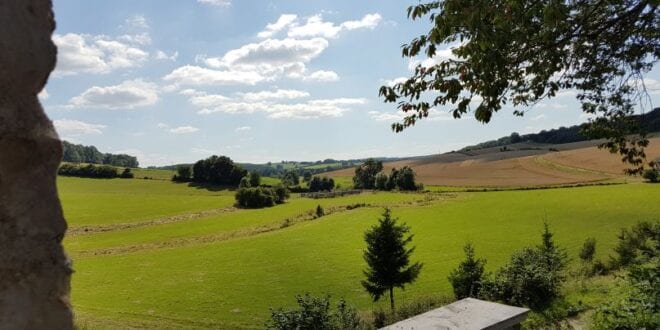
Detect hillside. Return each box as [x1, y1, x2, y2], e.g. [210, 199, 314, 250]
[328, 137, 660, 187]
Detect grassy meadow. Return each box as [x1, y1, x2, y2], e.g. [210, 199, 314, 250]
[61, 177, 660, 329]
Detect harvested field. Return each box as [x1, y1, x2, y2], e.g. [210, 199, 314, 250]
[328, 138, 660, 187]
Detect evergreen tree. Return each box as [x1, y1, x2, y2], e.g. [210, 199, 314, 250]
[448, 243, 486, 299]
[362, 208, 422, 311]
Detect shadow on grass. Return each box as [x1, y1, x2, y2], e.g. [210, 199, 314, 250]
[171, 181, 236, 192]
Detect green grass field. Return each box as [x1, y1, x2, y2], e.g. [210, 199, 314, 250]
[60, 177, 660, 329]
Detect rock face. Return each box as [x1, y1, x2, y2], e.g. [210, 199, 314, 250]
[0, 0, 73, 328]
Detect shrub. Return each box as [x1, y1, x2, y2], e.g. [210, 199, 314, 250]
[309, 176, 335, 192]
[482, 223, 567, 310]
[172, 165, 192, 182]
[58, 163, 118, 179]
[579, 238, 596, 263]
[239, 176, 251, 188]
[593, 259, 659, 329]
[448, 243, 486, 299]
[610, 221, 659, 269]
[315, 205, 325, 218]
[119, 168, 134, 179]
[374, 172, 389, 190]
[642, 168, 659, 182]
[235, 186, 289, 208]
[265, 293, 361, 330]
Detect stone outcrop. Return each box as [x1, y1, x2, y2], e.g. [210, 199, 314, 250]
[0, 0, 73, 328]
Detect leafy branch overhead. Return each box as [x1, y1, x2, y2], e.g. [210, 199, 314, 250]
[379, 0, 659, 174]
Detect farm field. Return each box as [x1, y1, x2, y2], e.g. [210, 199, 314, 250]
[60, 177, 660, 329]
[328, 137, 660, 187]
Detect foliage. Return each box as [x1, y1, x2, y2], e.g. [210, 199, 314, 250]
[610, 221, 659, 269]
[239, 176, 251, 188]
[235, 186, 289, 208]
[265, 293, 361, 330]
[62, 140, 139, 167]
[593, 259, 659, 329]
[172, 166, 192, 182]
[380, 1, 659, 174]
[58, 163, 119, 179]
[192, 155, 246, 186]
[579, 238, 597, 263]
[371, 295, 452, 328]
[315, 205, 325, 218]
[393, 166, 418, 191]
[362, 208, 422, 311]
[281, 169, 300, 187]
[448, 243, 486, 299]
[119, 168, 134, 179]
[353, 159, 383, 189]
[374, 172, 389, 190]
[309, 176, 335, 192]
[249, 171, 261, 187]
[642, 168, 659, 183]
[482, 223, 567, 310]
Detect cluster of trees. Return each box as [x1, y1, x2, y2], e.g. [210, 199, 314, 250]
[62, 141, 139, 168]
[235, 186, 289, 208]
[353, 159, 383, 189]
[375, 167, 420, 191]
[189, 156, 247, 186]
[58, 163, 133, 179]
[265, 294, 361, 330]
[308, 176, 335, 192]
[353, 160, 421, 191]
[239, 171, 261, 188]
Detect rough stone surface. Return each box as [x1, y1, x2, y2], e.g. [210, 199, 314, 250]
[381, 298, 529, 330]
[0, 0, 73, 328]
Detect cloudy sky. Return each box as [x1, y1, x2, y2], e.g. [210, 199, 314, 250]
[44, 0, 660, 166]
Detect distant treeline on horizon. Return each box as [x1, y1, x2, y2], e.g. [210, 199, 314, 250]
[61, 141, 139, 168]
[460, 107, 660, 152]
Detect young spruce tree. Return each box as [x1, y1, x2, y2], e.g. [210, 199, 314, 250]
[362, 208, 422, 311]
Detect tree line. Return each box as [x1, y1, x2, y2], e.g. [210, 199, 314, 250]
[58, 163, 134, 179]
[353, 159, 421, 191]
[62, 141, 139, 168]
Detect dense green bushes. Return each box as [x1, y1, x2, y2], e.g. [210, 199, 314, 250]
[234, 186, 289, 208]
[353, 160, 422, 191]
[58, 163, 119, 179]
[62, 141, 139, 167]
[447, 243, 486, 299]
[192, 155, 246, 186]
[309, 176, 335, 192]
[265, 294, 361, 330]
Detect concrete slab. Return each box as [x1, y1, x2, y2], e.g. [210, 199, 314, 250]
[381, 298, 530, 330]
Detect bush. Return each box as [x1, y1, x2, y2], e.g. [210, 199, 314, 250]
[579, 238, 596, 263]
[481, 223, 567, 310]
[315, 205, 325, 218]
[593, 259, 659, 329]
[309, 176, 335, 192]
[642, 168, 659, 182]
[235, 186, 289, 208]
[610, 221, 659, 269]
[265, 294, 361, 330]
[58, 163, 118, 179]
[119, 168, 134, 179]
[172, 165, 192, 182]
[448, 243, 486, 299]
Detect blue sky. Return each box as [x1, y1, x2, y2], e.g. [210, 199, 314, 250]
[44, 0, 660, 166]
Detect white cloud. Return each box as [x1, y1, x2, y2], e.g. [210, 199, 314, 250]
[53, 33, 149, 75]
[239, 89, 309, 101]
[641, 78, 660, 95]
[154, 50, 178, 61]
[530, 114, 547, 121]
[163, 65, 266, 87]
[124, 15, 149, 30]
[258, 14, 298, 38]
[197, 0, 230, 7]
[169, 126, 200, 134]
[287, 13, 382, 39]
[156, 123, 169, 128]
[54, 119, 107, 136]
[203, 38, 329, 80]
[235, 126, 251, 132]
[117, 33, 152, 46]
[368, 109, 452, 122]
[305, 70, 339, 82]
[69, 79, 159, 109]
[189, 90, 366, 119]
[340, 13, 382, 30]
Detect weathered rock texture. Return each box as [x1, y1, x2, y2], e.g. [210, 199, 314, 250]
[0, 0, 73, 328]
